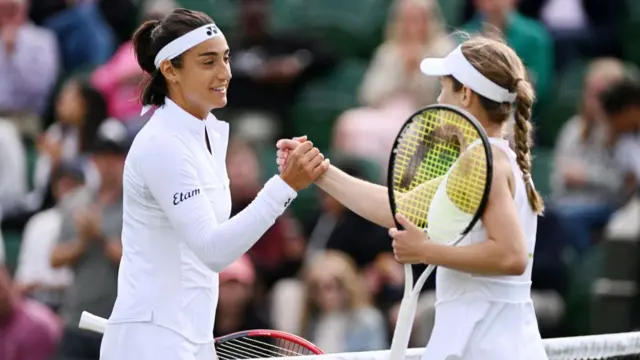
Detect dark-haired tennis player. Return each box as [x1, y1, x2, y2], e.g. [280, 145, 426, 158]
[278, 36, 547, 359]
[99, 9, 329, 360]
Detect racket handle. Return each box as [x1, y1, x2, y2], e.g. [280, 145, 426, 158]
[78, 311, 108, 334]
[388, 295, 418, 360]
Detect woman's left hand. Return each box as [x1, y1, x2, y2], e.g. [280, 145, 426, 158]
[389, 214, 429, 264]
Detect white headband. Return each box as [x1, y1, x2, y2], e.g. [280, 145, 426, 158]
[153, 23, 223, 69]
[420, 45, 517, 103]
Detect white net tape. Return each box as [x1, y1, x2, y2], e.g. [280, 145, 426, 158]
[259, 332, 640, 360]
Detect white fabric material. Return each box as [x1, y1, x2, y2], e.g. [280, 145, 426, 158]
[420, 46, 517, 103]
[0, 119, 27, 210]
[14, 208, 73, 288]
[100, 321, 216, 360]
[423, 138, 546, 360]
[107, 98, 297, 344]
[154, 24, 223, 69]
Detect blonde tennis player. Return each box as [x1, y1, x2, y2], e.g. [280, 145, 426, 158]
[99, 9, 329, 360]
[277, 36, 547, 360]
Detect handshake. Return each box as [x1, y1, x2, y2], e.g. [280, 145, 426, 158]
[275, 136, 330, 191]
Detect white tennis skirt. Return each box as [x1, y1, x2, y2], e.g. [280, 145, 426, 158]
[421, 296, 548, 360]
[100, 322, 216, 360]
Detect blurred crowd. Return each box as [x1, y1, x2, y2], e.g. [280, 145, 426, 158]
[0, 0, 639, 359]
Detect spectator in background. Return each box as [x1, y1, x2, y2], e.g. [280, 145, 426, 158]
[90, 40, 144, 124]
[299, 251, 387, 353]
[600, 79, 640, 188]
[30, 78, 108, 213]
[551, 58, 627, 255]
[359, 0, 453, 108]
[333, 0, 455, 177]
[91, 6, 178, 127]
[226, 138, 307, 293]
[14, 163, 83, 313]
[301, 159, 393, 272]
[0, 0, 59, 137]
[271, 159, 400, 340]
[0, 230, 4, 266]
[462, 0, 553, 108]
[51, 121, 127, 360]
[214, 255, 271, 337]
[226, 0, 338, 141]
[301, 158, 402, 311]
[95, 0, 139, 45]
[0, 118, 27, 217]
[0, 266, 61, 360]
[517, 0, 624, 70]
[42, 0, 115, 73]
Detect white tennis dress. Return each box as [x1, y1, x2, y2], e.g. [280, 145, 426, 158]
[422, 138, 548, 360]
[99, 98, 297, 360]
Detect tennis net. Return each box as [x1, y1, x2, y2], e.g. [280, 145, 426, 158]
[266, 331, 640, 360]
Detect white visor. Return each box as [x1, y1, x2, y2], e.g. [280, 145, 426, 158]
[153, 23, 223, 69]
[420, 45, 516, 103]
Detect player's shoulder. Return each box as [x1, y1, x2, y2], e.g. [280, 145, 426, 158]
[489, 144, 514, 180]
[129, 118, 190, 161]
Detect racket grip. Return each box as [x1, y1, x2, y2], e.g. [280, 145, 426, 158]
[78, 311, 108, 334]
[388, 296, 419, 360]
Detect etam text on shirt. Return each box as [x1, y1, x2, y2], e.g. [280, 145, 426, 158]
[173, 189, 201, 205]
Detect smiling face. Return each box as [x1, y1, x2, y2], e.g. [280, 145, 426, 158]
[161, 35, 232, 115]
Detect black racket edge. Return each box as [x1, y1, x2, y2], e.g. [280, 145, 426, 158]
[214, 329, 324, 355]
[386, 104, 494, 234]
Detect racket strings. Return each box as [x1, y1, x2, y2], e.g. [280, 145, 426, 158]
[216, 336, 316, 359]
[392, 109, 488, 228]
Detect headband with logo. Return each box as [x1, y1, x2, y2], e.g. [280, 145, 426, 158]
[154, 23, 222, 69]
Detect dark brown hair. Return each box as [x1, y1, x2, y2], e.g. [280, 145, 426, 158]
[132, 8, 214, 107]
[448, 36, 544, 215]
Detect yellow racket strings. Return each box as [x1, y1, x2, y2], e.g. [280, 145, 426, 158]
[392, 110, 488, 227]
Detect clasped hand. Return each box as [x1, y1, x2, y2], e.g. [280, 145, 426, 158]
[276, 136, 330, 191]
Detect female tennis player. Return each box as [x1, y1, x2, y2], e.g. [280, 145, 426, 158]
[99, 9, 329, 360]
[277, 36, 548, 360]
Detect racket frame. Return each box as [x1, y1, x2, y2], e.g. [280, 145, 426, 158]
[78, 311, 324, 356]
[385, 104, 494, 360]
[215, 329, 324, 357]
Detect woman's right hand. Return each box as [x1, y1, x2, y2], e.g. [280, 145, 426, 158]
[279, 140, 329, 191]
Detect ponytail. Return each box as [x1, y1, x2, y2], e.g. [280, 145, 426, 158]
[132, 19, 170, 107]
[513, 79, 544, 215]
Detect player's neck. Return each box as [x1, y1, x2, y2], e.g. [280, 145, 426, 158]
[475, 113, 503, 138]
[166, 92, 209, 120]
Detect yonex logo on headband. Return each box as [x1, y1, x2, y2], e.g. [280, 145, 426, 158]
[205, 25, 219, 36]
[153, 23, 224, 69]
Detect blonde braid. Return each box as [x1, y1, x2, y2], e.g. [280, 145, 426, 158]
[513, 79, 544, 215]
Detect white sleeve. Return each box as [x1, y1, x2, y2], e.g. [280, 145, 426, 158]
[138, 135, 297, 272]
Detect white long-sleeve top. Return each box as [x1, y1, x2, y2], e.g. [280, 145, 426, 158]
[107, 98, 297, 343]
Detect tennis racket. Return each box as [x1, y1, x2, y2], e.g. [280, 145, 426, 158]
[386, 104, 493, 360]
[78, 311, 324, 359]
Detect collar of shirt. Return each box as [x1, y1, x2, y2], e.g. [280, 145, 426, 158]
[154, 97, 231, 171]
[156, 97, 228, 141]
